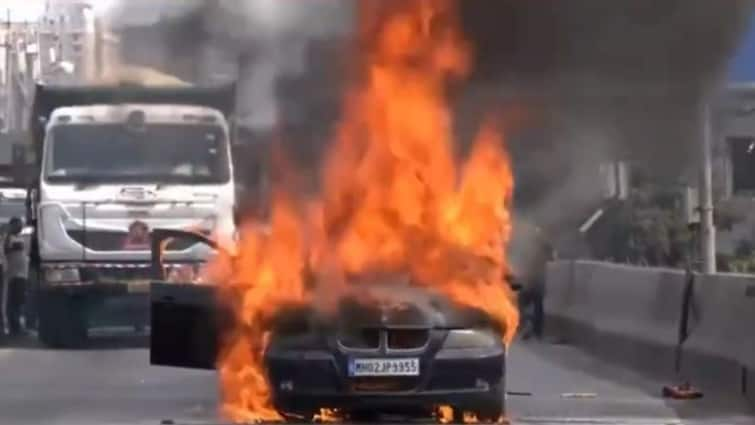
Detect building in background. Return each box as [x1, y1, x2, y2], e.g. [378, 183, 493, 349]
[37, 0, 95, 83]
[1, 18, 39, 131]
[0, 1, 104, 178]
[710, 19, 755, 259]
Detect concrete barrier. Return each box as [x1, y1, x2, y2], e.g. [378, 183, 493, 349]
[545, 261, 686, 375]
[545, 260, 755, 400]
[585, 262, 686, 348]
[681, 273, 755, 394]
[543, 261, 579, 338]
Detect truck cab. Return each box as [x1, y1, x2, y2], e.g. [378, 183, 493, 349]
[28, 83, 237, 347]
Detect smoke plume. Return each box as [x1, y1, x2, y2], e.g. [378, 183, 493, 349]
[108, 0, 352, 130]
[108, 0, 755, 269]
[458, 0, 755, 267]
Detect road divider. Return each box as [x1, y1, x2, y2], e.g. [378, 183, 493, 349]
[680, 273, 755, 393]
[545, 261, 686, 374]
[544, 260, 755, 402]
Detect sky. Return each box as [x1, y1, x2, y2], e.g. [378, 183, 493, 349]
[2, 0, 118, 23]
[2, 0, 45, 22]
[728, 14, 755, 83]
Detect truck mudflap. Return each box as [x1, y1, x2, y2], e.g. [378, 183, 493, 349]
[150, 282, 226, 370]
[149, 228, 231, 370]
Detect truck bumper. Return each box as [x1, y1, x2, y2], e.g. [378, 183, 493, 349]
[38, 282, 151, 328]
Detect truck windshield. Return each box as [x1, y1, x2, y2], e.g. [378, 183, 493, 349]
[44, 123, 231, 184]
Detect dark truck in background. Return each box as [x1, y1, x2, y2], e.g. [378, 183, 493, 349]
[26, 83, 239, 347]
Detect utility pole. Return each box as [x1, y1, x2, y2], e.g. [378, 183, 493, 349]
[699, 100, 716, 274]
[4, 8, 15, 132]
[93, 14, 103, 80]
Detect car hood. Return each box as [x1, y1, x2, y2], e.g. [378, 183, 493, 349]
[268, 284, 499, 333]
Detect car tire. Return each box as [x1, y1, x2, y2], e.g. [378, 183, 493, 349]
[38, 292, 88, 348]
[348, 409, 381, 422]
[455, 382, 504, 423]
[477, 382, 505, 423]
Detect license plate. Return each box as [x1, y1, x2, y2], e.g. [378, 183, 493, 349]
[127, 281, 151, 294]
[348, 358, 420, 377]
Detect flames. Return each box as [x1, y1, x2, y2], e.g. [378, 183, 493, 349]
[213, 0, 518, 422]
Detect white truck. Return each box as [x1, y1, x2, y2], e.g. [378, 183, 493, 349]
[27, 83, 238, 347]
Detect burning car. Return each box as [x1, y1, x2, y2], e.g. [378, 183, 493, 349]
[266, 290, 506, 422]
[153, 2, 519, 423]
[149, 230, 506, 422]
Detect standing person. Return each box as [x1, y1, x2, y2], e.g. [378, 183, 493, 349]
[4, 217, 27, 337]
[512, 221, 556, 341]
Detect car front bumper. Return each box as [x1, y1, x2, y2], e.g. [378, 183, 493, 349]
[267, 347, 505, 412]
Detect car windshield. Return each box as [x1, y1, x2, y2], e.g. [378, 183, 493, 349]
[44, 123, 230, 184]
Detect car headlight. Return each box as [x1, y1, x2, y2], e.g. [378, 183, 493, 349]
[442, 329, 499, 349]
[44, 268, 81, 284]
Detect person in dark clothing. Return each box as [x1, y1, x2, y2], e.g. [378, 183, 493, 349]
[3, 217, 27, 336]
[514, 225, 555, 340]
[518, 278, 545, 340]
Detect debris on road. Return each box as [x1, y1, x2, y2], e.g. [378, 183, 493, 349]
[560, 392, 598, 399]
[506, 391, 533, 396]
[662, 383, 703, 399]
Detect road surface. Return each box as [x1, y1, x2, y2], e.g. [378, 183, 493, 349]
[0, 331, 752, 425]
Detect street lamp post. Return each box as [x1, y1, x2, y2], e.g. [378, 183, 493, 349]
[699, 100, 717, 274]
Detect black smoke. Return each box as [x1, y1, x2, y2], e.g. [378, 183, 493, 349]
[110, 1, 755, 258]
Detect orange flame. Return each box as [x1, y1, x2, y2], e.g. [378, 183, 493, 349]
[435, 405, 507, 424]
[436, 405, 454, 424]
[215, 0, 518, 421]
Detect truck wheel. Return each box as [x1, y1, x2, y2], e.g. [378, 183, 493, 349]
[38, 292, 88, 348]
[24, 268, 40, 330]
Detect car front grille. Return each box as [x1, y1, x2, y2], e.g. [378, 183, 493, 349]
[387, 329, 429, 350]
[338, 328, 430, 350]
[338, 328, 381, 350]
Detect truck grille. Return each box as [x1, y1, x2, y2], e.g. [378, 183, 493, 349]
[80, 266, 154, 282]
[67, 230, 197, 252]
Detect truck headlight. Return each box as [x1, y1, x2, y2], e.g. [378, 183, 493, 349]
[165, 263, 211, 284]
[442, 329, 498, 349]
[44, 267, 81, 284]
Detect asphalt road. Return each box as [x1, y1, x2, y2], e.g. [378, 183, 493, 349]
[0, 331, 752, 425]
